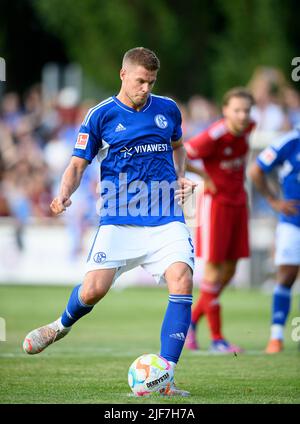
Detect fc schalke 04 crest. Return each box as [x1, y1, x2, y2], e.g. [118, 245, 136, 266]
[154, 114, 168, 129]
[93, 252, 107, 263]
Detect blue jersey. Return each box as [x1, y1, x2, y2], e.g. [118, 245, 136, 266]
[256, 129, 300, 228]
[72, 94, 184, 226]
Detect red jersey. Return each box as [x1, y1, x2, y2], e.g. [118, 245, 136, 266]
[185, 118, 255, 205]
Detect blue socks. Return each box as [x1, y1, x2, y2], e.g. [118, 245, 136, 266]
[272, 284, 291, 326]
[60, 286, 193, 364]
[61, 284, 94, 327]
[160, 294, 193, 364]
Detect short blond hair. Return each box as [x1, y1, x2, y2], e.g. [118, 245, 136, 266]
[122, 47, 160, 71]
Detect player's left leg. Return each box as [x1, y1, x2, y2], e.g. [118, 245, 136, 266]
[266, 222, 300, 353]
[187, 197, 247, 352]
[141, 221, 194, 396]
[207, 203, 249, 353]
[198, 262, 224, 342]
[190, 260, 242, 353]
[265, 264, 299, 354]
[160, 261, 193, 396]
[209, 260, 244, 353]
[220, 260, 237, 290]
[23, 268, 116, 354]
[187, 262, 223, 350]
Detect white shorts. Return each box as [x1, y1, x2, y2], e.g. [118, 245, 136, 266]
[275, 222, 300, 266]
[85, 221, 195, 284]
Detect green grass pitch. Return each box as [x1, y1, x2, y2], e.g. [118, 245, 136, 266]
[0, 284, 299, 404]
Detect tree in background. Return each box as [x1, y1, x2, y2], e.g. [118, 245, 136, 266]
[1, 0, 299, 101]
[211, 0, 292, 102]
[33, 0, 223, 99]
[0, 0, 67, 94]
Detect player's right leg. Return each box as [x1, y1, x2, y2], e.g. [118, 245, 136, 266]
[161, 260, 194, 397]
[187, 260, 244, 353]
[23, 269, 116, 354]
[210, 260, 244, 353]
[204, 202, 248, 354]
[186, 194, 217, 351]
[186, 261, 224, 351]
[265, 264, 298, 354]
[265, 223, 300, 354]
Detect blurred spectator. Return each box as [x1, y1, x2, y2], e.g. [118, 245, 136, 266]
[2, 161, 32, 250]
[282, 86, 300, 127]
[0, 155, 10, 217]
[0, 75, 297, 258]
[23, 84, 43, 126]
[0, 122, 17, 169]
[248, 67, 290, 131]
[44, 96, 97, 192]
[184, 95, 219, 138]
[43, 89, 99, 259]
[0, 92, 23, 132]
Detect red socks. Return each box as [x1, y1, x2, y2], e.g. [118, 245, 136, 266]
[191, 280, 224, 341]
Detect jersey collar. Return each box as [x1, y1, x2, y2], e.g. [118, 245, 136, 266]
[113, 95, 152, 113]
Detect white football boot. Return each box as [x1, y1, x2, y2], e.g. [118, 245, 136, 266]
[23, 319, 71, 354]
[159, 382, 190, 397]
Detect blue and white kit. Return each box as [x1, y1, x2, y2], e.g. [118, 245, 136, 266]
[72, 94, 194, 279]
[257, 129, 300, 265]
[73, 94, 184, 226]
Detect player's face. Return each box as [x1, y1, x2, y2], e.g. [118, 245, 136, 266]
[223, 97, 252, 134]
[120, 64, 157, 109]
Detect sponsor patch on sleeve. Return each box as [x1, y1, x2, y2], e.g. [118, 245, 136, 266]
[208, 122, 226, 140]
[258, 147, 277, 166]
[75, 133, 89, 150]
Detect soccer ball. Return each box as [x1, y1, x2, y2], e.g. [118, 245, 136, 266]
[128, 353, 174, 396]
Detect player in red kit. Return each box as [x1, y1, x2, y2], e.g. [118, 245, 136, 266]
[184, 88, 255, 353]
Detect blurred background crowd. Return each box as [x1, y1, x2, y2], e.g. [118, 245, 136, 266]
[1, 0, 300, 284]
[1, 66, 300, 230]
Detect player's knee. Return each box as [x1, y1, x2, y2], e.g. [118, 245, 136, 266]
[278, 272, 298, 287]
[81, 281, 110, 304]
[80, 287, 99, 305]
[204, 262, 222, 284]
[221, 269, 236, 285]
[277, 266, 299, 287]
[217, 261, 237, 286]
[81, 269, 115, 304]
[180, 274, 193, 292]
[166, 264, 193, 294]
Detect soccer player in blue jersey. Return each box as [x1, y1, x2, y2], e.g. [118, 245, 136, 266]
[23, 47, 196, 395]
[250, 129, 300, 353]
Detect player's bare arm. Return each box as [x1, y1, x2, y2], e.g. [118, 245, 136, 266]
[172, 138, 197, 204]
[249, 162, 299, 216]
[172, 138, 186, 178]
[50, 156, 89, 215]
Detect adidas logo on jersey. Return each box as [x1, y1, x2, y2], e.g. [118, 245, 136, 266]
[115, 123, 126, 132]
[170, 332, 186, 341]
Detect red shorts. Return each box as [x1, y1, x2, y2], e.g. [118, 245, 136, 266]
[195, 194, 249, 262]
